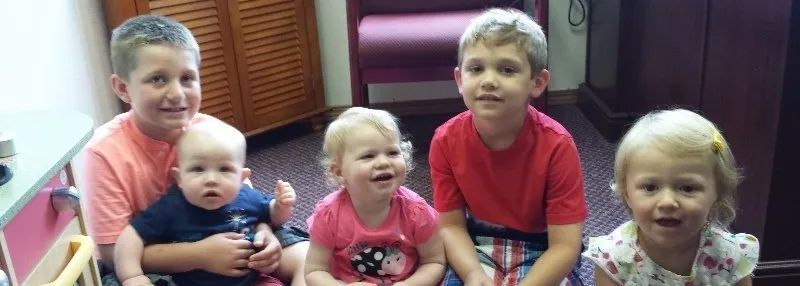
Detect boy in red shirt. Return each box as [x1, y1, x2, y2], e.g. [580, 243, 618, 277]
[430, 8, 587, 286]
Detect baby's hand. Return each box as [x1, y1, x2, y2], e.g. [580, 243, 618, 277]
[275, 180, 296, 207]
[248, 228, 282, 274]
[272, 180, 295, 225]
[121, 275, 154, 286]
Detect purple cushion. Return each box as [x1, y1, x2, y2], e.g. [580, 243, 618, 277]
[360, 0, 520, 15]
[358, 10, 483, 69]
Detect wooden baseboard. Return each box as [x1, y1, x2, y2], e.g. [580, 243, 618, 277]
[327, 98, 468, 120]
[244, 107, 329, 137]
[328, 90, 577, 120]
[577, 84, 638, 141]
[754, 259, 800, 285]
[548, 89, 578, 105]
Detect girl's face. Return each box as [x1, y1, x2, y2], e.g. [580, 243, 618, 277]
[623, 147, 718, 251]
[332, 126, 407, 202]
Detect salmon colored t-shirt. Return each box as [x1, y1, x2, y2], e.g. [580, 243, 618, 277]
[83, 111, 219, 244]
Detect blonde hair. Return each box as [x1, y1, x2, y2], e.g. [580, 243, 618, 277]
[458, 8, 547, 76]
[613, 109, 742, 229]
[321, 107, 413, 184]
[110, 15, 200, 80]
[177, 120, 247, 165]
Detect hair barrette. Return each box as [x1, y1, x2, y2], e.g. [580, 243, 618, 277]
[711, 131, 724, 154]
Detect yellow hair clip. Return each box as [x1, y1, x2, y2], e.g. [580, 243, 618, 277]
[711, 131, 724, 154]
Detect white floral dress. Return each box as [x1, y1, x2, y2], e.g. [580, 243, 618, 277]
[582, 221, 759, 286]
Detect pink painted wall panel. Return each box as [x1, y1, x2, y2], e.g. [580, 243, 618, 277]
[5, 169, 76, 281]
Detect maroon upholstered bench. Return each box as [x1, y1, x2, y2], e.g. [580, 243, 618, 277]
[347, 0, 543, 107]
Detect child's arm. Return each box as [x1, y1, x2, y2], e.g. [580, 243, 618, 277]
[114, 225, 153, 286]
[520, 222, 583, 286]
[304, 241, 342, 285]
[396, 231, 445, 285]
[269, 180, 295, 226]
[141, 233, 254, 276]
[438, 210, 494, 285]
[594, 265, 619, 286]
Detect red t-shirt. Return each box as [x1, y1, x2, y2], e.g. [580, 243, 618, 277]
[429, 106, 587, 233]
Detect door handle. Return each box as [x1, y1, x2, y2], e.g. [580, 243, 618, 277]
[51, 186, 80, 212]
[41, 235, 95, 286]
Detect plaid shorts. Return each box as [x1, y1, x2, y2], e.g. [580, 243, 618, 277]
[274, 225, 310, 247]
[440, 215, 584, 286]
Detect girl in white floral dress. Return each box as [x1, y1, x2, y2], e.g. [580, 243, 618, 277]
[582, 109, 759, 286]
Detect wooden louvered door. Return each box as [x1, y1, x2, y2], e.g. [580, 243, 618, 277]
[226, 0, 324, 133]
[144, 0, 248, 130]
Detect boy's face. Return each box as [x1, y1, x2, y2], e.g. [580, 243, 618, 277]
[455, 41, 549, 121]
[173, 137, 250, 210]
[111, 45, 201, 139]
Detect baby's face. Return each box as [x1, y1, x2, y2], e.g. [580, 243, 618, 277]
[334, 126, 406, 202]
[175, 137, 246, 210]
[623, 147, 718, 251]
[123, 44, 201, 138]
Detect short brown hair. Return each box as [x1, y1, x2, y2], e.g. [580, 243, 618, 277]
[458, 8, 547, 76]
[110, 15, 200, 80]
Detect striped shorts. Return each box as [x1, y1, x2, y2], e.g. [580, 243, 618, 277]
[440, 216, 584, 286]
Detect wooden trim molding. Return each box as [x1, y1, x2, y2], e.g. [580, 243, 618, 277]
[754, 260, 800, 285]
[327, 90, 578, 120]
[577, 84, 638, 141]
[327, 98, 467, 120]
[548, 89, 578, 105]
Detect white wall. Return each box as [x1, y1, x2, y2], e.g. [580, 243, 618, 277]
[548, 0, 588, 91]
[0, 1, 119, 124]
[313, 0, 588, 106]
[314, 0, 354, 107]
[0, 0, 120, 187]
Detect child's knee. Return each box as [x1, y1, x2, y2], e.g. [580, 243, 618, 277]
[276, 242, 310, 280]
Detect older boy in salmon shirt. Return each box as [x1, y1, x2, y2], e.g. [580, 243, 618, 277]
[83, 15, 309, 285]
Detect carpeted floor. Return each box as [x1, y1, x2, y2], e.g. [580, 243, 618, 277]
[245, 104, 629, 285]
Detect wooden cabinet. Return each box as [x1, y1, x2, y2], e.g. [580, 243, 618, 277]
[579, 0, 708, 140]
[103, 0, 327, 135]
[580, 0, 798, 283]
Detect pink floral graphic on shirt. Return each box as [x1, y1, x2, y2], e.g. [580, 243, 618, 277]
[583, 221, 760, 285]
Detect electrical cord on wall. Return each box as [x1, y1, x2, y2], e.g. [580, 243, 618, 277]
[569, 0, 586, 26]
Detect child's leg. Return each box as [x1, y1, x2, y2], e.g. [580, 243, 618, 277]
[439, 237, 501, 286]
[276, 241, 309, 286]
[499, 236, 584, 286]
[273, 226, 310, 286]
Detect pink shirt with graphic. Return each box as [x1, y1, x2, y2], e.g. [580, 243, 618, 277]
[306, 186, 438, 284]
